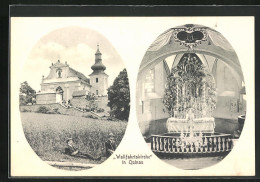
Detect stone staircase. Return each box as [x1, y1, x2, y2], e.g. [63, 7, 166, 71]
[58, 102, 70, 109]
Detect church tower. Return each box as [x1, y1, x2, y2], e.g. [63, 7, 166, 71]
[89, 45, 109, 96]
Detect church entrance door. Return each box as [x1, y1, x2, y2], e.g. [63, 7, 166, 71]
[56, 86, 63, 103]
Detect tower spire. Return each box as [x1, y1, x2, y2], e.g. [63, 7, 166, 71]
[91, 44, 106, 73]
[95, 44, 102, 61]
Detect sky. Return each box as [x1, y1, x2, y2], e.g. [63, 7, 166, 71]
[20, 26, 125, 91]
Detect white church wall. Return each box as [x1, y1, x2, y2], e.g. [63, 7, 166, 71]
[213, 60, 243, 119]
[36, 93, 56, 104]
[90, 74, 108, 96]
[136, 60, 169, 135]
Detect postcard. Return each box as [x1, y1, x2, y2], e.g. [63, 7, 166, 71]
[10, 16, 255, 176]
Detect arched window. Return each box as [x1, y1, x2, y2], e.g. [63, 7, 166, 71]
[96, 78, 98, 83]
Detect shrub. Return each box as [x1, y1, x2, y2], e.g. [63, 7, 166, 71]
[46, 111, 55, 114]
[84, 107, 91, 112]
[51, 108, 61, 114]
[37, 106, 49, 114]
[96, 108, 104, 113]
[53, 108, 59, 113]
[83, 114, 98, 119]
[86, 93, 97, 109]
[90, 106, 97, 112]
[107, 116, 117, 121]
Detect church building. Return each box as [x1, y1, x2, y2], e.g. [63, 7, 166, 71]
[36, 45, 108, 104]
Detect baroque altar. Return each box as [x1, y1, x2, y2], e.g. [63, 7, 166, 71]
[151, 53, 232, 157]
[164, 53, 216, 134]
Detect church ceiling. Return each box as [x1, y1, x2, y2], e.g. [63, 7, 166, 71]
[139, 24, 243, 81]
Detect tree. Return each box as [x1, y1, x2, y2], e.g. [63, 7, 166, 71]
[107, 69, 130, 120]
[86, 92, 97, 111]
[19, 81, 36, 106]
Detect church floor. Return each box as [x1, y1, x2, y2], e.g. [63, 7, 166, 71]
[146, 143, 225, 170]
[161, 156, 225, 170]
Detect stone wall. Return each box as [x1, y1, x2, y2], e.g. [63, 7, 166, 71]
[36, 93, 56, 104]
[71, 96, 110, 111]
[40, 80, 91, 102]
[96, 96, 110, 112]
[71, 97, 89, 108]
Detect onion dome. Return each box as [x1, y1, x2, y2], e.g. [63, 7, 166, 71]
[91, 44, 106, 73]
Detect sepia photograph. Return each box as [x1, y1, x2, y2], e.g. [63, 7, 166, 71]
[136, 23, 248, 170]
[10, 15, 255, 177]
[15, 24, 130, 171]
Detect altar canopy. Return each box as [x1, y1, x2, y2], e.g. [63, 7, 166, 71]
[138, 24, 243, 82]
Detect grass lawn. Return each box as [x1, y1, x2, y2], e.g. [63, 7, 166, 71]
[20, 112, 127, 166]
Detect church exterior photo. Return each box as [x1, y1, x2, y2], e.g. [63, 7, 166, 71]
[36, 45, 108, 105]
[16, 24, 130, 172]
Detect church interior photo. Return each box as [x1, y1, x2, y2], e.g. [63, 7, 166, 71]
[136, 24, 246, 168]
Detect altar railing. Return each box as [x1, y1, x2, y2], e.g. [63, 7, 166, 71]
[151, 134, 232, 154]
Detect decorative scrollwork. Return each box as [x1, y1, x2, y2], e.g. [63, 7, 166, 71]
[173, 24, 208, 50]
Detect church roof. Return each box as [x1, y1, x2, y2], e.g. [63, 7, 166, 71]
[91, 62, 106, 71]
[91, 44, 107, 73]
[45, 60, 90, 84]
[68, 67, 90, 84]
[95, 48, 101, 54]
